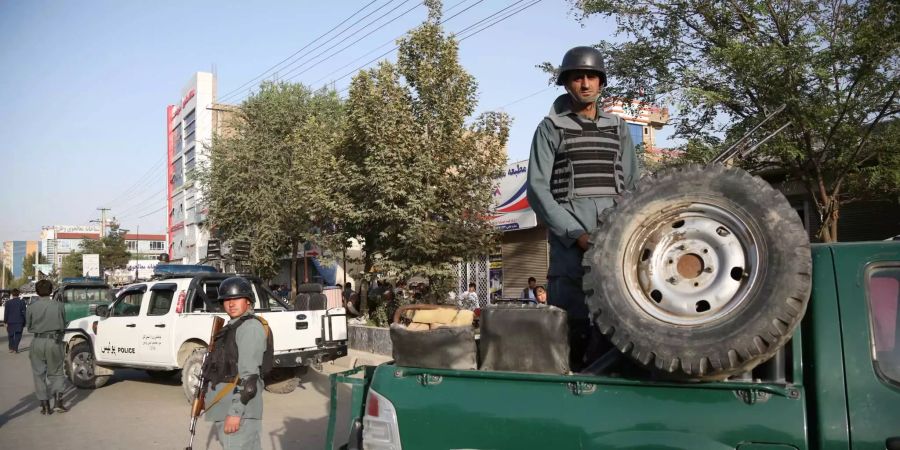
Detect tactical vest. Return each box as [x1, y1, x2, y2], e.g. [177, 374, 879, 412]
[548, 113, 625, 201]
[204, 315, 274, 387]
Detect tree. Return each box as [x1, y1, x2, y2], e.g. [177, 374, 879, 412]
[204, 82, 349, 296]
[59, 225, 131, 278]
[341, 0, 510, 307]
[569, 0, 900, 241]
[20, 251, 48, 279]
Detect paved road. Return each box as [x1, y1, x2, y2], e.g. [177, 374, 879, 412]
[0, 330, 359, 450]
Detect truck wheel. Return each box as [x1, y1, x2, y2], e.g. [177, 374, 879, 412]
[583, 164, 811, 380]
[66, 342, 110, 389]
[264, 367, 303, 394]
[181, 348, 206, 403]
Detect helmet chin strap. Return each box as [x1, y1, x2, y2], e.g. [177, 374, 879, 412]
[565, 86, 601, 108]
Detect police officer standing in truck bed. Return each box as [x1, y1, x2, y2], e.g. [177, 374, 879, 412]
[526, 46, 640, 370]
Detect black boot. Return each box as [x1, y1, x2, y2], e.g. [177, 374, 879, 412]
[40, 400, 52, 415]
[53, 393, 69, 413]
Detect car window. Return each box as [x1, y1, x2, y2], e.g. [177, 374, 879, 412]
[148, 289, 175, 316]
[253, 283, 286, 311]
[868, 266, 900, 384]
[112, 290, 145, 317]
[63, 286, 113, 303]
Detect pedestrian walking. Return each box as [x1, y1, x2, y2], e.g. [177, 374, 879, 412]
[4, 288, 27, 353]
[203, 277, 269, 450]
[526, 46, 640, 370]
[25, 280, 69, 415]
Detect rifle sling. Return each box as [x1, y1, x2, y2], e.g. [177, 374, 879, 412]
[204, 375, 240, 413]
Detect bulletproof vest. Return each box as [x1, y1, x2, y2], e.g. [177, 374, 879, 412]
[204, 314, 274, 387]
[548, 113, 625, 201]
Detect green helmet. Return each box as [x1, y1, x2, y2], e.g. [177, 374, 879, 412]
[217, 277, 253, 302]
[556, 46, 607, 86]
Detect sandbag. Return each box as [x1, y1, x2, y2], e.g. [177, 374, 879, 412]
[479, 303, 569, 374]
[390, 324, 477, 370]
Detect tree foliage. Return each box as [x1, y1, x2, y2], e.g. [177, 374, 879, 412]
[341, 0, 509, 300]
[571, 0, 900, 241]
[203, 82, 349, 285]
[59, 225, 131, 277]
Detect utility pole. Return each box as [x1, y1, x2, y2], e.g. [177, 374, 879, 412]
[92, 208, 111, 238]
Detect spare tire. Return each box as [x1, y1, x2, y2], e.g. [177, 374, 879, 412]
[583, 164, 811, 380]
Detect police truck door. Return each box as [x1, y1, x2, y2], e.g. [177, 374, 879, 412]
[95, 285, 145, 364]
[135, 283, 178, 365]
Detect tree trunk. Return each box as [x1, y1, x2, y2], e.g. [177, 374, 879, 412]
[303, 242, 310, 283]
[290, 239, 298, 302]
[816, 198, 840, 243]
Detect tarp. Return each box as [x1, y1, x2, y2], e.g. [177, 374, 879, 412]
[490, 160, 537, 231]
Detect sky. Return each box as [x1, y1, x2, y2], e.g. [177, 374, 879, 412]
[0, 0, 668, 242]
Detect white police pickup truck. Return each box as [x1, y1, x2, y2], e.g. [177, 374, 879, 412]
[62, 266, 347, 399]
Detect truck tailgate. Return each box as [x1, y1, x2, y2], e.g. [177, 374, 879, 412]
[366, 364, 809, 450]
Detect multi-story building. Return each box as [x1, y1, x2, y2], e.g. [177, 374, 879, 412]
[166, 73, 238, 263]
[41, 225, 166, 269]
[602, 99, 671, 159]
[1, 240, 41, 279]
[166, 72, 217, 264]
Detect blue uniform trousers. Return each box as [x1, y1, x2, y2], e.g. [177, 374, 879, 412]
[7, 323, 24, 352]
[215, 418, 262, 450]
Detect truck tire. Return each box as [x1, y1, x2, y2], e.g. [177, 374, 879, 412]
[264, 366, 307, 394]
[66, 341, 110, 389]
[181, 348, 206, 403]
[583, 164, 811, 380]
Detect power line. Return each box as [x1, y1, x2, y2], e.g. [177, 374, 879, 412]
[102, 155, 166, 207]
[496, 86, 555, 110]
[310, 0, 483, 88]
[216, 0, 381, 103]
[219, 0, 403, 104]
[333, 0, 542, 93]
[280, 0, 425, 84]
[458, 0, 542, 42]
[137, 205, 167, 220]
[114, 186, 168, 218]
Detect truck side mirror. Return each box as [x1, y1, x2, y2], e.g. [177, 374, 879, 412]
[96, 305, 109, 317]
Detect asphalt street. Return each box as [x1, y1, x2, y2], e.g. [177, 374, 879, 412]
[0, 330, 359, 450]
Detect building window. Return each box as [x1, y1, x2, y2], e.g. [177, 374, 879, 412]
[184, 120, 196, 140]
[150, 241, 164, 251]
[126, 241, 137, 251]
[185, 147, 196, 172]
[174, 123, 183, 155]
[627, 123, 643, 146]
[184, 109, 195, 126]
[173, 157, 184, 188]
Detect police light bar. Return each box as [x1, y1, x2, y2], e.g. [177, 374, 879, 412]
[153, 264, 219, 276]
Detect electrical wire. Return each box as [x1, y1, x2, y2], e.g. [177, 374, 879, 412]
[216, 0, 381, 103]
[333, 0, 542, 93]
[219, 0, 402, 104]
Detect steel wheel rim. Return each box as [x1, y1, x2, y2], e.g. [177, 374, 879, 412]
[622, 200, 762, 326]
[187, 360, 202, 392]
[72, 352, 95, 381]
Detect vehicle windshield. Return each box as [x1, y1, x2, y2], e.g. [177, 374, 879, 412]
[63, 286, 114, 303]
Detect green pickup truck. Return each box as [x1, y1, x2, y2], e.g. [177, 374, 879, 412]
[53, 277, 115, 322]
[325, 163, 900, 450]
[327, 242, 900, 450]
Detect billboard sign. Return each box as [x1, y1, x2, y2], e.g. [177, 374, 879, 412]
[82, 254, 100, 277]
[490, 160, 537, 231]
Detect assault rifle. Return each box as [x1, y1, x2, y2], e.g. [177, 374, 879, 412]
[185, 315, 226, 450]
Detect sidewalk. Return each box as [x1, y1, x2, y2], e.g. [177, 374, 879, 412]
[319, 349, 393, 375]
